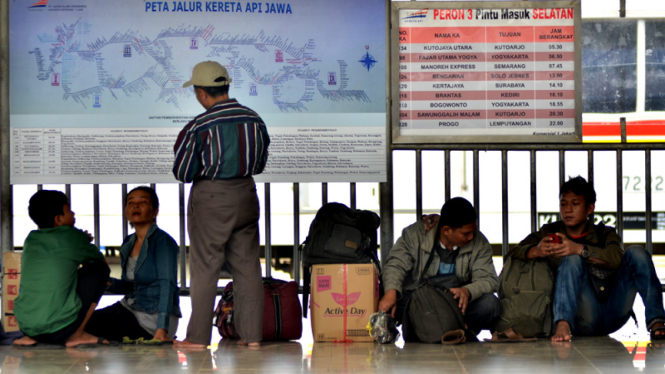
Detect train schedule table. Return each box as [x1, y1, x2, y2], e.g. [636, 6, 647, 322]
[396, 5, 580, 141]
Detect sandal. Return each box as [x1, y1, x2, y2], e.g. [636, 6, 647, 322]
[651, 326, 665, 341]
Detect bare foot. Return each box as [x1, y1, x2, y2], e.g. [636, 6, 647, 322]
[652, 322, 665, 338]
[65, 331, 107, 348]
[173, 339, 207, 349]
[551, 321, 572, 342]
[13, 336, 38, 346]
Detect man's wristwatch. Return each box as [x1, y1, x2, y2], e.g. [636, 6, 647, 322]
[581, 246, 590, 259]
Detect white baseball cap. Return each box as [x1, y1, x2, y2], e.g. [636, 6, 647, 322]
[183, 61, 232, 88]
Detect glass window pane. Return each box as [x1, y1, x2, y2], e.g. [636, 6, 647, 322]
[582, 21, 637, 113]
[645, 21, 665, 111]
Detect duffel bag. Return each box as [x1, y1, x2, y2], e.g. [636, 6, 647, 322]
[214, 278, 302, 341]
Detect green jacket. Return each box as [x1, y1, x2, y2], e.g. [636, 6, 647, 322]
[508, 221, 623, 270]
[15, 226, 105, 336]
[382, 217, 499, 302]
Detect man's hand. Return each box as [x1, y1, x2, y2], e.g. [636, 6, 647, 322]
[528, 236, 558, 259]
[551, 233, 584, 258]
[378, 289, 398, 318]
[449, 287, 470, 314]
[153, 329, 173, 342]
[84, 230, 94, 242]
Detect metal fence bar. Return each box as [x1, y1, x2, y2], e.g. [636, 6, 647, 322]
[646, 150, 653, 254]
[445, 150, 451, 202]
[293, 183, 301, 284]
[530, 150, 537, 233]
[501, 150, 509, 256]
[350, 182, 357, 210]
[473, 149, 480, 227]
[416, 149, 423, 220]
[616, 150, 624, 239]
[179, 183, 187, 289]
[264, 183, 272, 278]
[588, 150, 594, 222]
[122, 184, 128, 239]
[559, 150, 565, 187]
[93, 184, 100, 249]
[393, 143, 665, 151]
[322, 183, 328, 205]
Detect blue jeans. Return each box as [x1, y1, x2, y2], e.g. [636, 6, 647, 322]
[553, 246, 665, 335]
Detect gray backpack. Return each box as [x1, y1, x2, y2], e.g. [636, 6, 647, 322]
[495, 257, 554, 338]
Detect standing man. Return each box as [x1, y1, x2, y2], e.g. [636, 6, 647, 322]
[173, 61, 270, 348]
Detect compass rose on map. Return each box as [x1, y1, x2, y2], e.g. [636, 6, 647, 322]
[359, 47, 377, 72]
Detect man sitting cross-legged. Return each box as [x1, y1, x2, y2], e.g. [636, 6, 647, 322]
[13, 190, 111, 347]
[509, 176, 665, 341]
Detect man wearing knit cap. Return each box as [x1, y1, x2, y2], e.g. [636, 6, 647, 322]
[379, 197, 500, 337]
[173, 61, 270, 348]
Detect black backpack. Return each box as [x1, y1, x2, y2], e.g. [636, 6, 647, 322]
[403, 247, 476, 344]
[300, 202, 381, 317]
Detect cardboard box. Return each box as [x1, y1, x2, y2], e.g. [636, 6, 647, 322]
[310, 264, 379, 342]
[3, 252, 21, 332]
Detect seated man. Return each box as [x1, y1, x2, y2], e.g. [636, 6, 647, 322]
[13, 190, 111, 347]
[510, 176, 665, 341]
[379, 197, 500, 337]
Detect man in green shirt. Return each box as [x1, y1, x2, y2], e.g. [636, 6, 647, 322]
[13, 190, 111, 347]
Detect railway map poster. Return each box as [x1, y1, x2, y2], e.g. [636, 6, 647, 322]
[10, 0, 386, 184]
[393, 1, 582, 143]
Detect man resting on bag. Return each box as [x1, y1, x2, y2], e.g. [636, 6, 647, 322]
[510, 176, 665, 341]
[379, 197, 500, 337]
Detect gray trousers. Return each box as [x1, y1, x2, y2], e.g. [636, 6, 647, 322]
[186, 178, 264, 344]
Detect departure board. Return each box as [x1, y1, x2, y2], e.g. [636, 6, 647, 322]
[392, 2, 582, 143]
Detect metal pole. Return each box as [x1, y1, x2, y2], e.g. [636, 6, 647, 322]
[264, 183, 272, 278]
[559, 149, 565, 187]
[93, 184, 100, 249]
[179, 183, 187, 290]
[322, 182, 328, 205]
[416, 149, 423, 220]
[445, 150, 451, 202]
[645, 150, 653, 255]
[379, 0, 394, 266]
[616, 150, 624, 240]
[473, 149, 480, 228]
[65, 184, 71, 201]
[501, 150, 509, 257]
[293, 183, 300, 283]
[530, 150, 537, 233]
[350, 182, 357, 210]
[588, 150, 595, 223]
[122, 184, 128, 239]
[37, 184, 43, 191]
[620, 117, 627, 144]
[1, 0, 12, 255]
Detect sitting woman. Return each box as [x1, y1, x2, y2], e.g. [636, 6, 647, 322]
[87, 186, 180, 342]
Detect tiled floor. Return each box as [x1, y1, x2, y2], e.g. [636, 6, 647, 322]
[4, 257, 665, 373]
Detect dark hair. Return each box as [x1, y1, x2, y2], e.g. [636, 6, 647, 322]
[28, 190, 69, 229]
[560, 176, 596, 206]
[438, 197, 477, 230]
[126, 186, 159, 210]
[194, 79, 229, 98]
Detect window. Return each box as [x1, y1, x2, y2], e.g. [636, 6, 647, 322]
[582, 21, 637, 113]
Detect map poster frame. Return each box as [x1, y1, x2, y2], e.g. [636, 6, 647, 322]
[391, 1, 582, 144]
[8, 0, 387, 184]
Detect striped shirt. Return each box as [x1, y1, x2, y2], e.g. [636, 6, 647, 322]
[172, 99, 270, 183]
